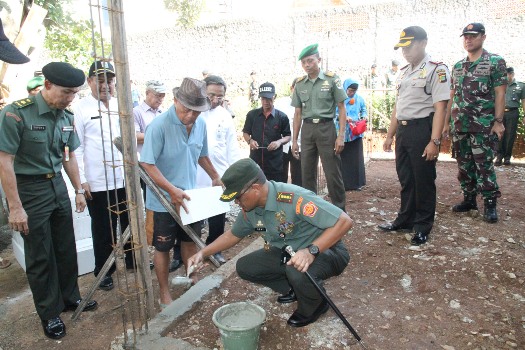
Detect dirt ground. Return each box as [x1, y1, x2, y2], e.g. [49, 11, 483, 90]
[1, 159, 524, 350]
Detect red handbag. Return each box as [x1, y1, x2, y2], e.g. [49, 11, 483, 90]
[348, 119, 367, 136]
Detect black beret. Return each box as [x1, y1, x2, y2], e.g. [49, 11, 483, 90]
[42, 62, 85, 88]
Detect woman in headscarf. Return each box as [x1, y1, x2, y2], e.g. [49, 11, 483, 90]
[335, 78, 368, 190]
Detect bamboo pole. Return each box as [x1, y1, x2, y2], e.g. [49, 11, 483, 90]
[106, 0, 155, 317]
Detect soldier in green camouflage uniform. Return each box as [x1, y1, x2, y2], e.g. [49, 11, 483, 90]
[450, 23, 507, 223]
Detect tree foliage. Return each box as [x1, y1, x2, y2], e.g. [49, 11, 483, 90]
[32, 0, 112, 70]
[164, 0, 204, 29]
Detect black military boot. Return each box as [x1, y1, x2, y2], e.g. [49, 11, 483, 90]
[483, 197, 498, 223]
[452, 193, 478, 212]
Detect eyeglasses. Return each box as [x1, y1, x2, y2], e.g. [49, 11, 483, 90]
[208, 93, 224, 102]
[235, 185, 252, 201]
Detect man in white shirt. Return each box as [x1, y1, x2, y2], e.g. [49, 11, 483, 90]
[134, 80, 166, 157]
[73, 61, 133, 291]
[195, 75, 242, 263]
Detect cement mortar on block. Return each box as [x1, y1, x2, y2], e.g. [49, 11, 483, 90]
[131, 239, 264, 350]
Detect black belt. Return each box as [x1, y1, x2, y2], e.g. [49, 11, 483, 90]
[504, 107, 518, 112]
[397, 117, 429, 126]
[303, 118, 333, 124]
[16, 172, 61, 180]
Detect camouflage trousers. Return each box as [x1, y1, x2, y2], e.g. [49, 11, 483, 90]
[452, 132, 500, 199]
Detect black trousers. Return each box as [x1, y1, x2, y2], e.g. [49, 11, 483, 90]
[17, 173, 81, 320]
[498, 109, 520, 161]
[340, 138, 366, 190]
[282, 148, 302, 186]
[236, 241, 349, 316]
[86, 187, 132, 276]
[205, 213, 226, 245]
[394, 118, 437, 234]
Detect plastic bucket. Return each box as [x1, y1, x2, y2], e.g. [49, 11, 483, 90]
[212, 301, 266, 350]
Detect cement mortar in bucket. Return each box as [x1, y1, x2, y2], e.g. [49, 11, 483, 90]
[212, 301, 266, 350]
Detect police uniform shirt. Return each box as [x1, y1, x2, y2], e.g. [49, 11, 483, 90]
[231, 181, 343, 251]
[505, 78, 525, 109]
[0, 93, 80, 175]
[291, 71, 347, 120]
[395, 54, 451, 120]
[242, 107, 291, 174]
[72, 94, 125, 192]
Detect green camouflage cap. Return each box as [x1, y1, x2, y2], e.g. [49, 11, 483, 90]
[298, 43, 319, 61]
[220, 158, 262, 202]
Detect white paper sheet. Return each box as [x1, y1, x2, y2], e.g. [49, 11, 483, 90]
[180, 186, 230, 225]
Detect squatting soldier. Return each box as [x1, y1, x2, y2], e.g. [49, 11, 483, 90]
[449, 23, 507, 223]
[0, 62, 98, 340]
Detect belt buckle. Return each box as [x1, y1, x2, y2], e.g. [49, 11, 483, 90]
[312, 118, 320, 124]
[45, 173, 55, 179]
[504, 108, 509, 112]
[401, 120, 407, 125]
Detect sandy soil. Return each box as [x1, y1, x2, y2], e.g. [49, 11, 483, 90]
[1, 159, 524, 350]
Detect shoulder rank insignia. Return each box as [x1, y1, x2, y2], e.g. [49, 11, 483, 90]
[277, 192, 294, 203]
[5, 111, 21, 122]
[296, 75, 306, 83]
[324, 71, 335, 77]
[12, 98, 34, 109]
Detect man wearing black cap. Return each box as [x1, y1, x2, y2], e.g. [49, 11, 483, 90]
[140, 77, 221, 307]
[0, 62, 98, 339]
[291, 44, 348, 211]
[495, 67, 525, 166]
[72, 61, 136, 291]
[379, 26, 450, 246]
[188, 158, 352, 327]
[448, 23, 507, 223]
[243, 82, 291, 182]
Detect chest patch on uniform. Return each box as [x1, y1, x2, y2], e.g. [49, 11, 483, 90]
[254, 220, 266, 232]
[5, 112, 21, 122]
[62, 126, 74, 132]
[296, 196, 304, 214]
[277, 192, 294, 203]
[31, 125, 46, 131]
[302, 201, 318, 218]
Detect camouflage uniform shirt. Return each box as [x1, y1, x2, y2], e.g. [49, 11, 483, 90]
[451, 49, 507, 133]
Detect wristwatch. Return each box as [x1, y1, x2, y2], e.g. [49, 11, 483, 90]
[432, 138, 441, 146]
[307, 244, 320, 257]
[75, 188, 85, 195]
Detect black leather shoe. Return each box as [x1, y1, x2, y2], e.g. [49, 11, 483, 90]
[378, 222, 413, 232]
[63, 299, 98, 312]
[411, 232, 428, 246]
[503, 160, 511, 166]
[287, 301, 329, 327]
[99, 275, 114, 291]
[42, 316, 66, 339]
[169, 259, 182, 273]
[277, 289, 297, 304]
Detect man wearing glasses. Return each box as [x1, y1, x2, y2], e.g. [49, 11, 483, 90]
[188, 158, 352, 327]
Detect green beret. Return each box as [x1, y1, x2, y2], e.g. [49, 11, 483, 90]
[42, 62, 85, 88]
[220, 158, 263, 202]
[26, 76, 44, 91]
[298, 43, 319, 61]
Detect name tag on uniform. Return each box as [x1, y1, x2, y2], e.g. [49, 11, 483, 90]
[31, 125, 46, 131]
[62, 126, 74, 132]
[91, 116, 102, 120]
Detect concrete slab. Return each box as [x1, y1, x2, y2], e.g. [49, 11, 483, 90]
[132, 238, 263, 350]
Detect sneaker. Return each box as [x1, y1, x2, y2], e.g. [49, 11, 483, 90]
[169, 259, 182, 273]
[213, 252, 227, 264]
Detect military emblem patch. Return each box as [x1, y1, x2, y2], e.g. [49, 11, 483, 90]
[277, 192, 293, 203]
[5, 112, 21, 122]
[302, 201, 318, 218]
[296, 196, 303, 214]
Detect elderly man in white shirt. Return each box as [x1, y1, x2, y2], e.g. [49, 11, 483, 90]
[134, 80, 166, 157]
[73, 61, 133, 291]
[195, 75, 241, 263]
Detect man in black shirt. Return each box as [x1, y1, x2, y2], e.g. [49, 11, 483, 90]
[243, 82, 291, 182]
